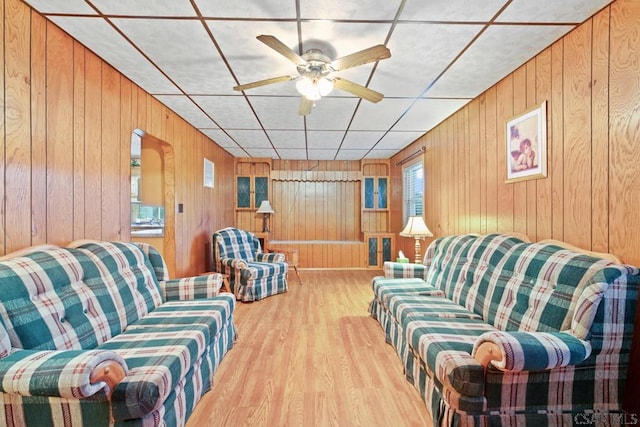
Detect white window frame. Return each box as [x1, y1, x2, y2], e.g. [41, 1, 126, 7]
[402, 158, 424, 226]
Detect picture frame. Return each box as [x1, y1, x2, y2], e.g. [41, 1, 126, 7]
[203, 158, 214, 188]
[505, 100, 547, 183]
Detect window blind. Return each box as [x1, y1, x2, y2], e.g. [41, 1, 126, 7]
[403, 160, 424, 226]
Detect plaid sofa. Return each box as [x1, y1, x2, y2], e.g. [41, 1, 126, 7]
[212, 227, 288, 302]
[370, 233, 640, 426]
[0, 240, 236, 427]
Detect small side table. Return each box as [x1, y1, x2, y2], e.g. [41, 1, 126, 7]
[199, 271, 230, 293]
[281, 249, 302, 285]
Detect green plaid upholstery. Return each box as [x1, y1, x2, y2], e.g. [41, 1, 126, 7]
[134, 242, 170, 282]
[473, 330, 591, 371]
[212, 227, 288, 302]
[0, 247, 126, 350]
[0, 349, 127, 397]
[368, 233, 640, 426]
[72, 241, 164, 325]
[0, 242, 237, 427]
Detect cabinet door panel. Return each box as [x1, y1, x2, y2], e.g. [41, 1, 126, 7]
[378, 177, 388, 209]
[364, 177, 375, 209]
[382, 236, 392, 263]
[255, 176, 269, 207]
[367, 237, 378, 267]
[237, 177, 251, 208]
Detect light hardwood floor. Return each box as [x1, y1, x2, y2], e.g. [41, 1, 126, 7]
[187, 270, 432, 427]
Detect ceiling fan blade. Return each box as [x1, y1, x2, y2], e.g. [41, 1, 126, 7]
[333, 77, 384, 103]
[299, 97, 314, 116]
[257, 34, 306, 65]
[233, 75, 293, 92]
[331, 44, 391, 71]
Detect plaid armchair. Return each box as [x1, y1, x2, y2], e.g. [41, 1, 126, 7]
[212, 227, 288, 302]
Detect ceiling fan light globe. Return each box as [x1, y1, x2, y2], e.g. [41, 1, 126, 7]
[305, 91, 321, 101]
[317, 78, 334, 96]
[296, 77, 314, 96]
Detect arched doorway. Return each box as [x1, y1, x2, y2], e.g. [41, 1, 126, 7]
[130, 129, 176, 277]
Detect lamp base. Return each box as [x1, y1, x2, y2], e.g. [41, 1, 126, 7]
[261, 213, 270, 233]
[413, 238, 422, 264]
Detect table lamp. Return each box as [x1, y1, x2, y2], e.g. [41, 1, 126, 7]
[256, 200, 274, 232]
[400, 216, 433, 264]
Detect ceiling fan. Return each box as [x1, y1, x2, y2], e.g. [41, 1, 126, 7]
[233, 35, 391, 115]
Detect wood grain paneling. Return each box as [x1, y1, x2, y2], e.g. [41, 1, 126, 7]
[390, 0, 639, 270]
[563, 22, 593, 250]
[0, 0, 234, 276]
[5, 0, 31, 252]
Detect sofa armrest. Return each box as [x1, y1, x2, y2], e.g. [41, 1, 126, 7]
[255, 252, 285, 262]
[161, 274, 223, 301]
[0, 349, 128, 398]
[383, 261, 428, 279]
[472, 331, 592, 371]
[219, 257, 248, 269]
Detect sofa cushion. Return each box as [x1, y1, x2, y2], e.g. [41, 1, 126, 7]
[372, 277, 444, 308]
[73, 241, 163, 329]
[442, 234, 526, 317]
[424, 234, 479, 294]
[215, 228, 259, 262]
[126, 295, 236, 345]
[0, 247, 124, 350]
[387, 294, 483, 328]
[246, 261, 287, 280]
[406, 317, 496, 396]
[486, 243, 615, 332]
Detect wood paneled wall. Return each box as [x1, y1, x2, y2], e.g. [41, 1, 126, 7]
[1, 0, 235, 277]
[391, 0, 640, 269]
[265, 160, 367, 268]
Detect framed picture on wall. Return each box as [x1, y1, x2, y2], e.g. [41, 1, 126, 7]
[505, 101, 547, 183]
[204, 158, 214, 188]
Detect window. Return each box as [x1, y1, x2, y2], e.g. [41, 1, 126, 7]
[402, 159, 424, 226]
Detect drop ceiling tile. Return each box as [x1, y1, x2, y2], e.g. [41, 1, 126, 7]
[22, 0, 97, 14]
[112, 18, 236, 95]
[350, 98, 414, 131]
[300, 21, 391, 89]
[245, 148, 278, 158]
[371, 22, 483, 98]
[428, 24, 573, 98]
[249, 96, 305, 130]
[375, 132, 424, 149]
[335, 149, 370, 160]
[497, 0, 613, 23]
[191, 96, 261, 129]
[301, 0, 402, 20]
[276, 149, 310, 160]
[200, 129, 239, 148]
[300, 21, 391, 65]
[49, 17, 178, 95]
[393, 98, 470, 131]
[306, 131, 346, 149]
[401, 0, 508, 21]
[208, 21, 300, 96]
[90, 0, 197, 16]
[267, 131, 306, 149]
[154, 95, 218, 129]
[223, 147, 250, 157]
[341, 131, 386, 150]
[195, 0, 297, 19]
[305, 98, 360, 130]
[307, 149, 339, 160]
[226, 130, 272, 149]
[366, 149, 400, 159]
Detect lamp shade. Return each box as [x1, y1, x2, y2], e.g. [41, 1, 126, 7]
[400, 216, 433, 238]
[256, 200, 274, 214]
